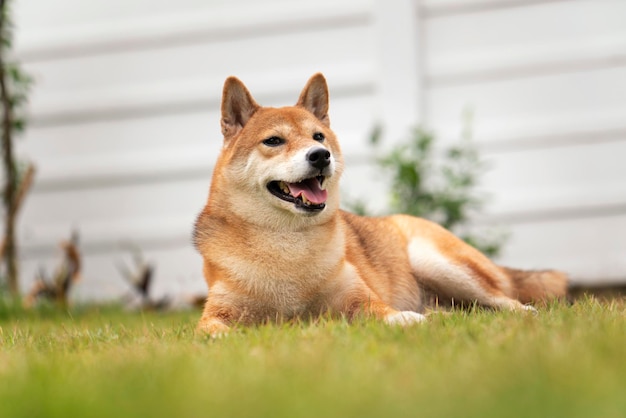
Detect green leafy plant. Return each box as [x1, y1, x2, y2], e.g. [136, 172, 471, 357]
[347, 125, 506, 257]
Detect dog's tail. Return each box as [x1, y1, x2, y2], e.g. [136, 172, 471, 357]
[501, 267, 569, 304]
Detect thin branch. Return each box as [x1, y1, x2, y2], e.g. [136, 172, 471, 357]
[0, 0, 19, 296]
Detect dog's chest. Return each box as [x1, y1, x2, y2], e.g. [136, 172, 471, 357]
[211, 228, 343, 316]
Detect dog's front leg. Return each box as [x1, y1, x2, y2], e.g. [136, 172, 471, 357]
[196, 301, 236, 337]
[328, 262, 426, 327]
[196, 283, 243, 337]
[333, 284, 426, 327]
[365, 298, 427, 326]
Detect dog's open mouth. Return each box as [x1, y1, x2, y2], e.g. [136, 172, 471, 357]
[267, 176, 327, 212]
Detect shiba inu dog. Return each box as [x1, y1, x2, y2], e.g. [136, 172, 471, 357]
[193, 73, 567, 336]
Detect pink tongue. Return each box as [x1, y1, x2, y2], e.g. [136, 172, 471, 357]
[287, 178, 327, 204]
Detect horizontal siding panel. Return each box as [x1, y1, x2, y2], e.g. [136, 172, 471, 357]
[24, 31, 375, 126]
[421, 0, 565, 17]
[496, 214, 626, 285]
[16, 110, 219, 189]
[16, 93, 375, 189]
[343, 140, 626, 221]
[424, 0, 626, 82]
[24, 25, 373, 100]
[479, 140, 626, 218]
[15, 0, 372, 61]
[19, 179, 209, 249]
[341, 160, 391, 214]
[426, 66, 626, 150]
[19, 245, 206, 301]
[15, 0, 241, 31]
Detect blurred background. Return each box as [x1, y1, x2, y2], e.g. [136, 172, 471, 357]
[9, 0, 626, 302]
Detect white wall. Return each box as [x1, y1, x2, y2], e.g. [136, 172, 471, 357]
[421, 0, 626, 283]
[10, 0, 626, 300]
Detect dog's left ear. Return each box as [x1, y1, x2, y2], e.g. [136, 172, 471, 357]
[296, 73, 330, 127]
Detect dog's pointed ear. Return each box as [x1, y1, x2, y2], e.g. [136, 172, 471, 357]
[296, 73, 330, 126]
[221, 76, 260, 140]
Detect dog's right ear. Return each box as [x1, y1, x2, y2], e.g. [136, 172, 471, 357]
[221, 77, 260, 140]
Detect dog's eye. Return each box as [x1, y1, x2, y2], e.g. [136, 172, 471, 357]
[262, 136, 284, 147]
[313, 132, 325, 142]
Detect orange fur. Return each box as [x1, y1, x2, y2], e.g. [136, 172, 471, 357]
[194, 73, 568, 336]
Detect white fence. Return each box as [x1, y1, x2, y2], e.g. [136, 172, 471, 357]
[11, 0, 626, 300]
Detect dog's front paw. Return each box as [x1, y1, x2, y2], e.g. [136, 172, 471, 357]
[196, 318, 231, 338]
[384, 311, 427, 326]
[506, 299, 539, 315]
[522, 304, 539, 315]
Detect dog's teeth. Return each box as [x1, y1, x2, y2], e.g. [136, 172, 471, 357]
[280, 182, 290, 194]
[318, 176, 326, 190]
[301, 195, 310, 205]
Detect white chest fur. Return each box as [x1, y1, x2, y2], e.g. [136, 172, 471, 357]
[210, 223, 345, 315]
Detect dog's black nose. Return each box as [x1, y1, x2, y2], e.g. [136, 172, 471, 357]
[307, 147, 331, 169]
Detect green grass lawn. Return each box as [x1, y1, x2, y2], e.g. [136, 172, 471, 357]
[0, 297, 624, 418]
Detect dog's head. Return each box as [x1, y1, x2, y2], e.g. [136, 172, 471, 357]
[210, 73, 344, 228]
